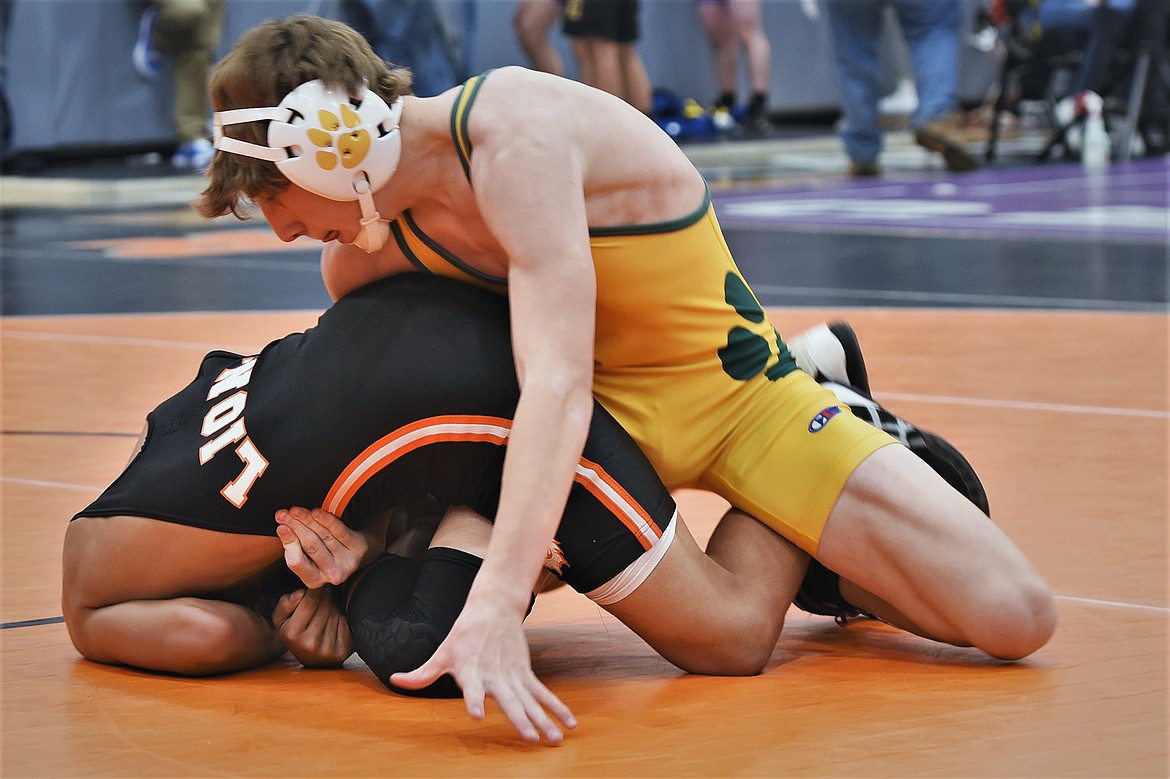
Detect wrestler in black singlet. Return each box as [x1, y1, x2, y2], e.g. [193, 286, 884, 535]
[74, 274, 676, 595]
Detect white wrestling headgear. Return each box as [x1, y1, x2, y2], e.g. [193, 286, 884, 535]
[213, 80, 405, 252]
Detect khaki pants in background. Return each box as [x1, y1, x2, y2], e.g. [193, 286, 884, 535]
[150, 0, 225, 142]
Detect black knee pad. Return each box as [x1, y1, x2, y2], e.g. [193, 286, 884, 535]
[346, 548, 482, 699]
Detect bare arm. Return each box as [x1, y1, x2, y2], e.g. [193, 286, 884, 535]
[476, 156, 597, 605]
[62, 516, 289, 676]
[389, 88, 594, 743]
[67, 506, 373, 676]
[69, 597, 285, 676]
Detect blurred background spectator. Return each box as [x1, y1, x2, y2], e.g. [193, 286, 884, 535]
[563, 0, 652, 114]
[823, 0, 980, 176]
[338, 0, 466, 97]
[696, 0, 775, 136]
[514, 0, 566, 75]
[132, 0, 225, 169]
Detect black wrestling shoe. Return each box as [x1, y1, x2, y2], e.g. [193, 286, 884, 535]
[904, 426, 991, 517]
[822, 381, 990, 517]
[789, 322, 872, 398]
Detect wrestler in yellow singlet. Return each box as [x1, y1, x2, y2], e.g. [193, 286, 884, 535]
[389, 72, 896, 555]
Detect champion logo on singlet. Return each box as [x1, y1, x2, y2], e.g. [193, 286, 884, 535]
[808, 406, 842, 433]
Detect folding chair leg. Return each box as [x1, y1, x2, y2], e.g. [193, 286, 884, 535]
[1038, 115, 1079, 162]
[986, 95, 1005, 163]
[1117, 50, 1151, 163]
[985, 64, 1016, 163]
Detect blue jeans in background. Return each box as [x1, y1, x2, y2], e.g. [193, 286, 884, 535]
[340, 0, 465, 97]
[824, 0, 963, 166]
[1031, 0, 1137, 95]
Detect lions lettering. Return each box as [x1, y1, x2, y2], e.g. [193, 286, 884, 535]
[198, 357, 269, 508]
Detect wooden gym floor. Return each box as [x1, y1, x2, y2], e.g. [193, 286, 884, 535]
[2, 137, 1167, 776]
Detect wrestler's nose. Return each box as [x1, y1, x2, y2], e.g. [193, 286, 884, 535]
[269, 218, 304, 243]
[258, 200, 305, 243]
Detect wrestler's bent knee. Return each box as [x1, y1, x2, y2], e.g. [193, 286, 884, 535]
[977, 575, 1057, 661]
[667, 611, 784, 676]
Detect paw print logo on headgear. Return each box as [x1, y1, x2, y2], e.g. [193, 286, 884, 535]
[307, 102, 374, 174]
[213, 80, 405, 253]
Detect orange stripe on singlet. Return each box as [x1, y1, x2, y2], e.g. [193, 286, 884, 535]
[574, 455, 662, 551]
[323, 415, 510, 516]
[322, 414, 663, 550]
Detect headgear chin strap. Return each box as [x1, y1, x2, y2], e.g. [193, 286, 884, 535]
[213, 80, 404, 253]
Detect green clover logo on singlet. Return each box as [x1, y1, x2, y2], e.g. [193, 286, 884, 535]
[718, 272, 796, 382]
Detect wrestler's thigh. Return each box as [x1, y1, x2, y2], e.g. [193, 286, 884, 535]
[816, 444, 1041, 632]
[602, 514, 798, 675]
[707, 373, 892, 553]
[64, 516, 283, 610]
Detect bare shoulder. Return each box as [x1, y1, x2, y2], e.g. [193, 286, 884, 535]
[469, 68, 690, 170]
[469, 67, 638, 136]
[475, 65, 558, 94]
[463, 68, 703, 222]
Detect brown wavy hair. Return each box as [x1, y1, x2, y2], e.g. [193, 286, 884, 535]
[197, 14, 413, 219]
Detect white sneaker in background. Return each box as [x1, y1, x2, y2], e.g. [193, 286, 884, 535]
[171, 138, 215, 171]
[879, 79, 917, 116]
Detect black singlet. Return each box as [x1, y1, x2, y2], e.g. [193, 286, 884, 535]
[73, 274, 676, 593]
